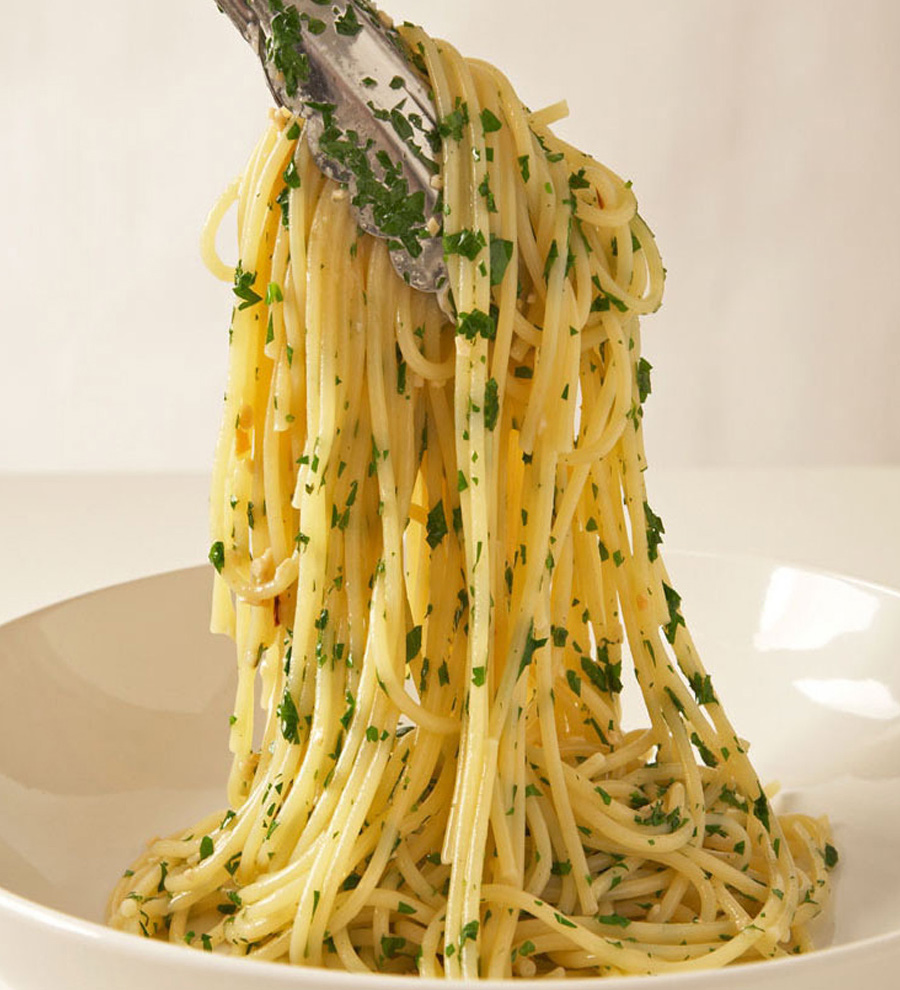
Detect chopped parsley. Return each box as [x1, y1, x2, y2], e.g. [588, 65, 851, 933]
[339, 690, 356, 729]
[753, 792, 771, 832]
[232, 261, 262, 310]
[380, 935, 406, 959]
[489, 236, 514, 285]
[334, 5, 362, 36]
[637, 357, 652, 404]
[568, 168, 590, 190]
[517, 623, 548, 678]
[688, 672, 716, 705]
[580, 644, 623, 695]
[483, 377, 500, 430]
[406, 625, 423, 662]
[276, 186, 291, 227]
[643, 501, 664, 560]
[478, 174, 497, 212]
[664, 686, 685, 714]
[543, 239, 559, 281]
[313, 101, 431, 257]
[282, 159, 301, 189]
[277, 688, 301, 743]
[662, 582, 685, 644]
[443, 228, 486, 260]
[590, 275, 627, 313]
[690, 732, 719, 767]
[457, 308, 496, 340]
[439, 101, 469, 141]
[265, 2, 309, 98]
[426, 499, 448, 548]
[480, 108, 503, 133]
[208, 541, 225, 573]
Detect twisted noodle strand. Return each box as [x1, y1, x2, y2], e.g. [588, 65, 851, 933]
[108, 32, 834, 979]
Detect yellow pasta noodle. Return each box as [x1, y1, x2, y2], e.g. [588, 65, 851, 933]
[108, 25, 836, 979]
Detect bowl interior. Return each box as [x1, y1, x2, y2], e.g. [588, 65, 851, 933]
[0, 568, 234, 922]
[1, 553, 899, 975]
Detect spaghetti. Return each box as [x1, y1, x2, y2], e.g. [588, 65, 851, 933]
[108, 25, 836, 978]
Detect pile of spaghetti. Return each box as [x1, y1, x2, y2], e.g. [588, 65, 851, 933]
[108, 25, 836, 979]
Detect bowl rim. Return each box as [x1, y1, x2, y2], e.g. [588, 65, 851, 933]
[2, 882, 900, 989]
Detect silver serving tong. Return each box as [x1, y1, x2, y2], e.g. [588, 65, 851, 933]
[216, 0, 447, 295]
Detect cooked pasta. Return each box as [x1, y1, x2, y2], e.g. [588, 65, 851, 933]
[107, 24, 836, 978]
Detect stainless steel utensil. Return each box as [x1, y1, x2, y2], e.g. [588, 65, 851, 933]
[216, 0, 447, 294]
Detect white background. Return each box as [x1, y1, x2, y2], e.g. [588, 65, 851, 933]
[1, 0, 898, 472]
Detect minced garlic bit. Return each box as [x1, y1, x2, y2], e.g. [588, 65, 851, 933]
[251, 548, 275, 584]
[119, 897, 139, 919]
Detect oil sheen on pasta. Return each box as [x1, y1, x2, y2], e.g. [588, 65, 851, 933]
[107, 24, 836, 978]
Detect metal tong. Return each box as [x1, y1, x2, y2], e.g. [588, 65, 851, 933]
[216, 0, 446, 294]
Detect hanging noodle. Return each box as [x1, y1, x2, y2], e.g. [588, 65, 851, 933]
[107, 23, 836, 979]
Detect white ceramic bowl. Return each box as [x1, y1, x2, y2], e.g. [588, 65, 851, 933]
[1, 553, 899, 990]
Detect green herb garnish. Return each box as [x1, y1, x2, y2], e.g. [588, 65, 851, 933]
[208, 541, 225, 573]
[266, 2, 309, 98]
[489, 236, 513, 285]
[334, 5, 362, 37]
[277, 688, 301, 743]
[443, 228, 486, 260]
[483, 377, 499, 430]
[457, 308, 496, 341]
[232, 261, 262, 310]
[480, 108, 502, 133]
